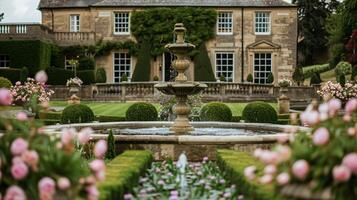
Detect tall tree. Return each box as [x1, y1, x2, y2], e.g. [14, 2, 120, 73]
[293, 0, 339, 66]
[328, 0, 357, 67]
[346, 29, 357, 65]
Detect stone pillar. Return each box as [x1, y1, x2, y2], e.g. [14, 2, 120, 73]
[278, 88, 290, 114]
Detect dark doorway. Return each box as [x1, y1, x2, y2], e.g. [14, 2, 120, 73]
[164, 52, 177, 82]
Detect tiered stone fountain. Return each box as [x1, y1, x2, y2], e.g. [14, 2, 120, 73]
[155, 23, 207, 135]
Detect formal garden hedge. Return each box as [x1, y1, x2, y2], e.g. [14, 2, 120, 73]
[61, 104, 95, 124]
[0, 67, 28, 83]
[200, 102, 232, 122]
[0, 77, 12, 88]
[217, 150, 285, 200]
[242, 102, 278, 123]
[0, 40, 52, 76]
[126, 102, 158, 121]
[98, 150, 153, 200]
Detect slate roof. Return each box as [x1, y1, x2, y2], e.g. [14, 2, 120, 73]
[39, 0, 295, 9]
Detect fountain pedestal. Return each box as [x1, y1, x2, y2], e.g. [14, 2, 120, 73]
[155, 23, 207, 135]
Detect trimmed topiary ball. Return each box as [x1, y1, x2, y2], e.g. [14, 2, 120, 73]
[61, 104, 95, 124]
[0, 77, 13, 89]
[126, 102, 158, 121]
[200, 102, 232, 122]
[242, 102, 277, 123]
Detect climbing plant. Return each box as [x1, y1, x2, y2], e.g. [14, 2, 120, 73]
[131, 7, 217, 81]
[95, 40, 139, 57]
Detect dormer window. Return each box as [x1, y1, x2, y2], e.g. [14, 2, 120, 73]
[114, 12, 130, 35]
[255, 12, 271, 35]
[70, 15, 80, 32]
[217, 12, 233, 35]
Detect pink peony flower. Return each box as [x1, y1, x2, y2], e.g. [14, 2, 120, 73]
[276, 134, 289, 144]
[275, 145, 292, 162]
[38, 177, 56, 200]
[4, 186, 26, 200]
[0, 88, 12, 106]
[333, 165, 351, 182]
[342, 153, 357, 174]
[253, 148, 263, 158]
[11, 161, 29, 180]
[16, 112, 28, 121]
[264, 164, 277, 175]
[244, 166, 256, 180]
[345, 98, 357, 114]
[57, 177, 71, 190]
[35, 70, 48, 84]
[77, 128, 92, 145]
[276, 172, 290, 185]
[95, 170, 105, 181]
[260, 151, 279, 165]
[300, 111, 319, 126]
[292, 160, 310, 180]
[348, 128, 356, 136]
[61, 128, 76, 145]
[94, 140, 107, 158]
[86, 185, 99, 200]
[10, 138, 28, 156]
[259, 174, 273, 184]
[313, 128, 330, 146]
[89, 159, 105, 172]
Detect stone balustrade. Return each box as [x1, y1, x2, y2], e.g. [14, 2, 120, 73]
[53, 32, 96, 46]
[49, 82, 321, 104]
[0, 23, 53, 42]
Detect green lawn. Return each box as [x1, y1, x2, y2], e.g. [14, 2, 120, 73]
[49, 101, 277, 117]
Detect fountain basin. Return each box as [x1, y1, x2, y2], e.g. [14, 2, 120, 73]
[155, 82, 207, 96]
[45, 122, 308, 161]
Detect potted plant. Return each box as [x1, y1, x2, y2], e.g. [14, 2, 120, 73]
[66, 77, 83, 96]
[153, 76, 159, 82]
[278, 78, 292, 95]
[121, 74, 128, 82]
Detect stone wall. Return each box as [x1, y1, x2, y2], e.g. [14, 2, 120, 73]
[40, 6, 297, 84]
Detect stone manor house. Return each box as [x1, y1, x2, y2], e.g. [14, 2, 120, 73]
[0, 0, 297, 84]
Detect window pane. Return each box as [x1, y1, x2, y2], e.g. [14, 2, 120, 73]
[216, 52, 234, 82]
[253, 53, 272, 84]
[217, 12, 233, 34]
[114, 52, 131, 83]
[255, 12, 270, 34]
[114, 12, 130, 34]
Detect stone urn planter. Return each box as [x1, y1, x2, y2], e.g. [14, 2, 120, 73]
[68, 86, 80, 97]
[278, 87, 290, 114]
[280, 184, 332, 200]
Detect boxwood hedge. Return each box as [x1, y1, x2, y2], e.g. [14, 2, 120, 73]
[200, 102, 232, 122]
[242, 102, 277, 123]
[61, 104, 95, 124]
[126, 103, 158, 121]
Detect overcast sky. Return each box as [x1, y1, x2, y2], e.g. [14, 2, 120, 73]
[0, 0, 293, 23]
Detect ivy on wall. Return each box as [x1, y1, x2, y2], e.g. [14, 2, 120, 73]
[95, 40, 139, 57]
[131, 7, 217, 81]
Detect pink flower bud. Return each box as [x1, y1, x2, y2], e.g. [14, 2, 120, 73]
[275, 145, 291, 162]
[300, 111, 319, 126]
[276, 172, 290, 185]
[94, 140, 107, 158]
[86, 185, 99, 200]
[292, 160, 309, 180]
[39, 177, 56, 200]
[22, 150, 39, 170]
[264, 164, 277, 175]
[0, 88, 12, 106]
[77, 128, 92, 145]
[16, 112, 28, 121]
[10, 138, 28, 156]
[259, 174, 273, 184]
[89, 159, 105, 172]
[345, 98, 357, 114]
[244, 166, 256, 180]
[260, 151, 279, 165]
[35, 70, 48, 84]
[11, 162, 28, 180]
[333, 165, 351, 182]
[328, 99, 341, 114]
[348, 128, 356, 136]
[342, 153, 357, 174]
[61, 128, 76, 145]
[57, 177, 71, 190]
[4, 186, 26, 200]
[313, 128, 330, 146]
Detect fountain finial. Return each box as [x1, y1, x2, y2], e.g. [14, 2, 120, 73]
[174, 23, 186, 44]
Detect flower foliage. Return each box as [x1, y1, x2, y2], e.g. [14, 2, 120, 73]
[66, 77, 83, 87]
[317, 81, 357, 101]
[0, 116, 107, 199]
[10, 78, 54, 105]
[244, 98, 357, 200]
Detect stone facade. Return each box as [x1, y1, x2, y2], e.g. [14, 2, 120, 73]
[38, 2, 298, 84]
